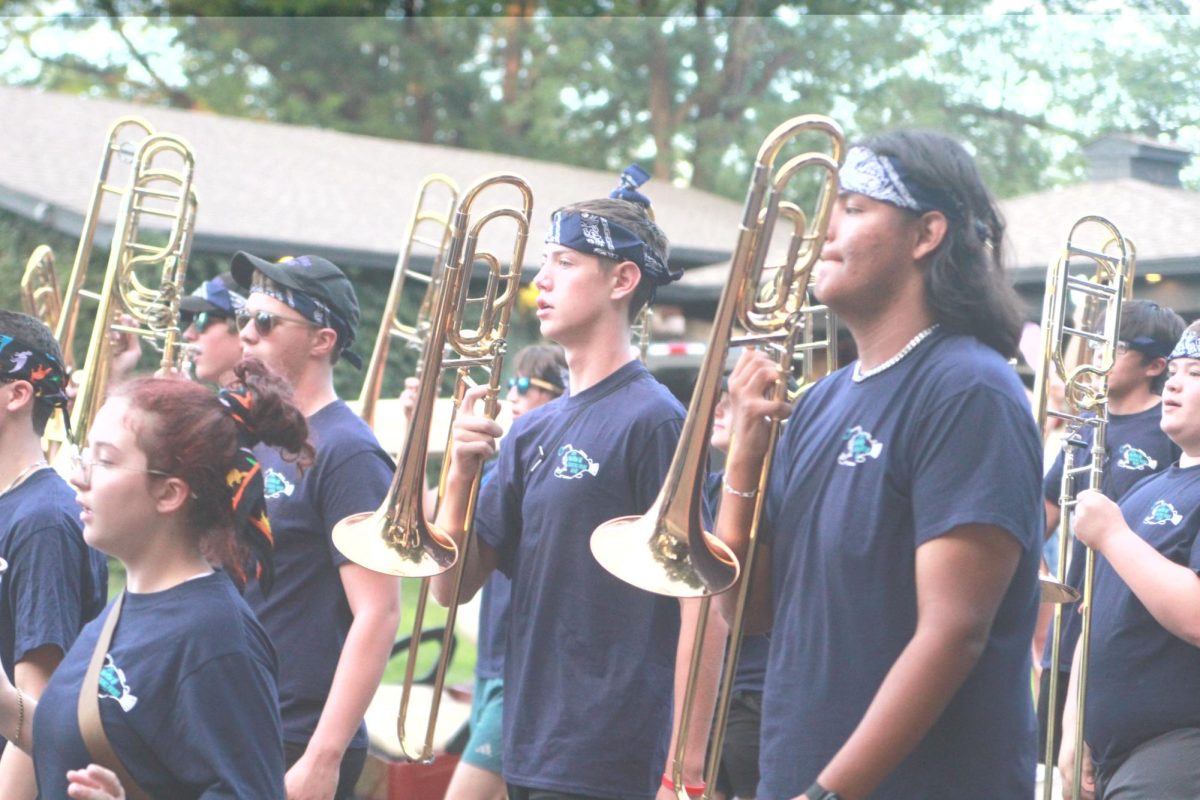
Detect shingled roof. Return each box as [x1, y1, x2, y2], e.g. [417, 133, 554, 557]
[0, 85, 743, 273]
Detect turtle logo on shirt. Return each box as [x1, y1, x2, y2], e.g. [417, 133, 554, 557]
[1117, 444, 1157, 472]
[837, 426, 883, 467]
[263, 467, 295, 499]
[554, 444, 600, 480]
[1145, 500, 1183, 526]
[98, 654, 138, 712]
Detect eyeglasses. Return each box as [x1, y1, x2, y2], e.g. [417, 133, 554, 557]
[193, 311, 232, 334]
[70, 447, 173, 485]
[507, 375, 562, 396]
[236, 310, 318, 337]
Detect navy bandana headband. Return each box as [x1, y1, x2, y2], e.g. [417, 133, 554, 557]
[249, 283, 362, 368]
[840, 146, 988, 242]
[194, 277, 246, 316]
[1127, 335, 1173, 360]
[545, 165, 680, 290]
[1169, 330, 1200, 362]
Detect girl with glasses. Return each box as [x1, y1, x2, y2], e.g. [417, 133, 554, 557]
[0, 359, 313, 799]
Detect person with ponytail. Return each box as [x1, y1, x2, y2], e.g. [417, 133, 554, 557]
[715, 130, 1043, 799]
[0, 358, 313, 799]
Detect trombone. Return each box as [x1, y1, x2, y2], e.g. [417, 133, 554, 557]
[333, 173, 533, 762]
[67, 131, 199, 451]
[357, 174, 460, 429]
[590, 115, 844, 797]
[1031, 216, 1132, 800]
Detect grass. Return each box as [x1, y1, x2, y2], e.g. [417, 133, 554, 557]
[106, 562, 477, 688]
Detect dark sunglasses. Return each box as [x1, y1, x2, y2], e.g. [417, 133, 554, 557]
[236, 310, 318, 337]
[507, 375, 562, 396]
[193, 311, 232, 334]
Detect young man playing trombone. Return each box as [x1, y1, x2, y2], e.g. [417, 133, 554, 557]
[716, 130, 1043, 800]
[232, 253, 400, 800]
[432, 172, 726, 800]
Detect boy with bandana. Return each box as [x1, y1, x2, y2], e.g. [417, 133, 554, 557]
[231, 254, 399, 800]
[715, 131, 1043, 800]
[179, 273, 247, 386]
[0, 310, 107, 800]
[431, 169, 726, 800]
[1068, 322, 1200, 798]
[1037, 299, 1185, 767]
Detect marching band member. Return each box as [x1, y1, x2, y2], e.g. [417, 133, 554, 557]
[705, 384, 767, 800]
[1037, 300, 1184, 765]
[716, 129, 1043, 800]
[431, 174, 726, 800]
[0, 311, 107, 800]
[232, 253, 400, 800]
[179, 273, 248, 387]
[444, 344, 567, 800]
[0, 360, 310, 798]
[1064, 321, 1200, 799]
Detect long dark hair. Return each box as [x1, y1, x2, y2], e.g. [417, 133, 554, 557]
[861, 129, 1024, 357]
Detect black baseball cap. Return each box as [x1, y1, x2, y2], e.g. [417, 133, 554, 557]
[230, 251, 363, 368]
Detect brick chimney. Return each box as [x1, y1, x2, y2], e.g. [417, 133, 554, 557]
[1085, 135, 1192, 188]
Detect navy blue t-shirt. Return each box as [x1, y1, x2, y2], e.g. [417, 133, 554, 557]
[1041, 404, 1178, 671]
[474, 465, 510, 681]
[1085, 463, 1200, 780]
[33, 572, 284, 799]
[759, 331, 1043, 800]
[703, 471, 768, 694]
[475, 359, 684, 799]
[242, 400, 393, 749]
[0, 468, 107, 751]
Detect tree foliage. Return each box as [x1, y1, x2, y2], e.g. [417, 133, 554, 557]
[4, 2, 1197, 200]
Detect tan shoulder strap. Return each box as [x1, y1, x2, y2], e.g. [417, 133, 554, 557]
[78, 592, 153, 800]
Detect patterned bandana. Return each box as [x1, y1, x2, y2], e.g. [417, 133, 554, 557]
[249, 281, 362, 369]
[185, 276, 246, 319]
[0, 333, 71, 436]
[544, 165, 679, 293]
[216, 387, 275, 594]
[840, 146, 989, 242]
[1169, 330, 1200, 362]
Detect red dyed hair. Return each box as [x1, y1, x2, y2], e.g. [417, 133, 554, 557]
[113, 359, 313, 584]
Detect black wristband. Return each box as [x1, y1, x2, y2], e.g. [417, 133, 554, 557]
[806, 781, 842, 800]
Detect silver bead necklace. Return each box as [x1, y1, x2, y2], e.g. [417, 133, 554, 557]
[0, 459, 49, 501]
[852, 324, 940, 383]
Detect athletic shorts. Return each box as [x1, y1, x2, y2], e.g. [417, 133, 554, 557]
[462, 675, 505, 774]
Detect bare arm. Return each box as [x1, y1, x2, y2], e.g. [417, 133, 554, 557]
[1056, 641, 1096, 800]
[813, 524, 1023, 800]
[662, 598, 727, 789]
[713, 349, 791, 633]
[1045, 498, 1061, 544]
[1074, 488, 1200, 645]
[284, 564, 400, 800]
[0, 646, 62, 799]
[430, 385, 502, 607]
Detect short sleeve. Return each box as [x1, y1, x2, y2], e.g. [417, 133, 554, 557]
[317, 448, 393, 565]
[629, 418, 683, 512]
[474, 437, 525, 577]
[8, 519, 88, 664]
[909, 386, 1043, 551]
[1189, 527, 1200, 574]
[157, 652, 285, 799]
